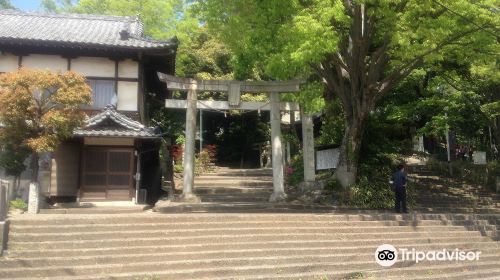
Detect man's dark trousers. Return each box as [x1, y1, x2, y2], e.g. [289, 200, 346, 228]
[394, 186, 407, 213]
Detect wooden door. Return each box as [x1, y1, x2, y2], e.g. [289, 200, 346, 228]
[81, 148, 134, 201]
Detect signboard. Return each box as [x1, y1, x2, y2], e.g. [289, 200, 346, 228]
[473, 151, 486, 165]
[316, 148, 340, 170]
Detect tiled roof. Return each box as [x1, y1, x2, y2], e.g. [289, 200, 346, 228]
[0, 10, 177, 50]
[74, 105, 159, 138]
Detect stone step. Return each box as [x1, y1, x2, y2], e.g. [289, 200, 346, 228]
[1, 251, 499, 277]
[194, 188, 273, 195]
[417, 195, 498, 201]
[9, 235, 493, 251]
[8, 239, 499, 259]
[193, 180, 274, 187]
[11, 212, 500, 226]
[388, 269, 500, 280]
[416, 198, 497, 204]
[199, 195, 271, 203]
[10, 219, 499, 234]
[415, 207, 500, 214]
[202, 169, 273, 177]
[416, 203, 499, 209]
[2, 257, 498, 279]
[5, 209, 499, 278]
[38, 207, 148, 215]
[195, 175, 273, 181]
[229, 263, 500, 280]
[417, 202, 499, 208]
[9, 225, 484, 242]
[416, 205, 498, 210]
[153, 202, 300, 213]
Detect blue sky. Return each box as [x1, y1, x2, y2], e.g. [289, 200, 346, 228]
[11, 0, 43, 11]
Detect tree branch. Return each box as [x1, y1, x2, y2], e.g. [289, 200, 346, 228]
[395, 0, 410, 12]
[343, 0, 354, 16]
[377, 26, 483, 97]
[310, 62, 340, 95]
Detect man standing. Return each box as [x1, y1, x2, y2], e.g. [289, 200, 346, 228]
[392, 164, 408, 213]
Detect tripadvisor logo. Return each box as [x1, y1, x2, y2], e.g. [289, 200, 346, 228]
[375, 244, 398, 267]
[375, 244, 481, 267]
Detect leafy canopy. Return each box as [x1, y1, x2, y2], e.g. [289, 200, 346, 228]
[0, 144, 30, 177]
[0, 69, 92, 153]
[200, 0, 498, 80]
[0, 0, 14, 9]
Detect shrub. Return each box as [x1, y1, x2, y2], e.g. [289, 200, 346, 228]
[287, 153, 304, 186]
[195, 145, 217, 174]
[325, 168, 416, 210]
[346, 179, 414, 209]
[173, 164, 183, 174]
[10, 198, 27, 210]
[170, 145, 183, 164]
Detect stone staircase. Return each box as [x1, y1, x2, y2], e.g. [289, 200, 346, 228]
[194, 168, 274, 204]
[160, 168, 288, 213]
[1, 212, 499, 279]
[1, 168, 500, 279]
[408, 165, 500, 215]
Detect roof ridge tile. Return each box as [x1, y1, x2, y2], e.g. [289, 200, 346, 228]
[0, 9, 135, 23]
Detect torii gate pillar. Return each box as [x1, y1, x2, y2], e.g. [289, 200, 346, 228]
[181, 88, 200, 202]
[301, 108, 316, 182]
[269, 92, 286, 202]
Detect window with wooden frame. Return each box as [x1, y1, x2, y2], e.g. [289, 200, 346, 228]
[86, 79, 116, 109]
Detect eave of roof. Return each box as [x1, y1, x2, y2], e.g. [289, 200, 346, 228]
[74, 105, 160, 139]
[0, 10, 178, 52]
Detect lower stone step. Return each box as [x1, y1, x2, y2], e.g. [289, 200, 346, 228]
[10, 212, 500, 226]
[4, 243, 499, 267]
[8, 239, 499, 259]
[2, 257, 498, 279]
[9, 225, 483, 242]
[9, 218, 498, 235]
[8, 234, 493, 251]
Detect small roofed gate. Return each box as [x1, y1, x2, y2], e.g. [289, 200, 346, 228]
[81, 147, 134, 201]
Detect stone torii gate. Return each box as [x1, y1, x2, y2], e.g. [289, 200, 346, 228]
[157, 73, 315, 202]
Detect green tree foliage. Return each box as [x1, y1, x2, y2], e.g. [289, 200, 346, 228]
[0, 144, 30, 178]
[0, 0, 14, 9]
[0, 69, 92, 182]
[48, 0, 185, 40]
[41, 0, 74, 12]
[0, 144, 30, 196]
[176, 27, 233, 80]
[199, 0, 499, 186]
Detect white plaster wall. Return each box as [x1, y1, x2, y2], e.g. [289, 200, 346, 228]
[118, 59, 139, 78]
[71, 57, 114, 77]
[22, 54, 67, 72]
[117, 81, 138, 111]
[0, 53, 18, 72]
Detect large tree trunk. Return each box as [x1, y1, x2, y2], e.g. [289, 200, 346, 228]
[30, 152, 39, 183]
[314, 2, 471, 186]
[336, 114, 366, 187]
[28, 151, 40, 214]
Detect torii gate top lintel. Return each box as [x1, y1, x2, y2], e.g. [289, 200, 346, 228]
[157, 72, 302, 93]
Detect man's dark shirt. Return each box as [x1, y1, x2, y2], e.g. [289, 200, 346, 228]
[392, 170, 407, 190]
